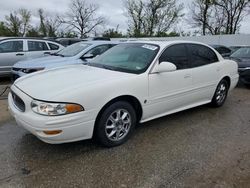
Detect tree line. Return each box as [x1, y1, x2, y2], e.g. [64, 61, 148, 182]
[0, 0, 249, 38]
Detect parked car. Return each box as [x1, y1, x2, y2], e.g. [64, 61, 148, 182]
[8, 41, 238, 147]
[229, 45, 250, 54]
[210, 45, 232, 58]
[12, 41, 118, 80]
[0, 38, 64, 77]
[55, 37, 111, 46]
[230, 46, 250, 86]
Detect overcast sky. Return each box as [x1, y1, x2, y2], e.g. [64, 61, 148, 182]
[0, 0, 250, 35]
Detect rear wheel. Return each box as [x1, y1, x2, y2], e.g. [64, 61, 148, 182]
[95, 101, 136, 147]
[211, 79, 229, 107]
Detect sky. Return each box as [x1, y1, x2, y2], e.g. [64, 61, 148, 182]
[0, 0, 250, 35]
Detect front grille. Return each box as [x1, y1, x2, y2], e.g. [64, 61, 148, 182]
[11, 91, 25, 112]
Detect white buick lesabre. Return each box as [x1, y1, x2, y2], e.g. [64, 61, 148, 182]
[8, 41, 239, 147]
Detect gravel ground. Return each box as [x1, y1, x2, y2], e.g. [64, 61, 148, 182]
[0, 84, 249, 188]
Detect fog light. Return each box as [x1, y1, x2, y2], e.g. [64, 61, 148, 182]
[43, 130, 62, 135]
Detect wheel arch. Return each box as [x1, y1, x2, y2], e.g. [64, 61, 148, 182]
[221, 76, 231, 88]
[93, 95, 143, 134]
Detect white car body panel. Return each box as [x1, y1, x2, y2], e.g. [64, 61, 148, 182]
[8, 41, 239, 144]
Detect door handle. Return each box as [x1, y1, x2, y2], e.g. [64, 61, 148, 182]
[44, 52, 51, 55]
[184, 74, 191, 78]
[16, 53, 24, 56]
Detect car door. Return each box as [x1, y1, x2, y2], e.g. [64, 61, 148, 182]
[0, 40, 26, 75]
[26, 40, 51, 59]
[146, 44, 193, 119]
[187, 44, 221, 103]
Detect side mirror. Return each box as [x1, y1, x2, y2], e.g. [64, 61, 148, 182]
[152, 61, 177, 73]
[82, 53, 95, 59]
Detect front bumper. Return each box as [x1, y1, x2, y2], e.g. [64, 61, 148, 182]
[8, 85, 97, 144]
[238, 68, 250, 85]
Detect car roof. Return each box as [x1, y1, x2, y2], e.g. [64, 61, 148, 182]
[0, 37, 63, 46]
[124, 40, 215, 49]
[75, 40, 119, 45]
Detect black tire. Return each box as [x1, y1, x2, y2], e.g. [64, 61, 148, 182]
[211, 79, 229, 107]
[95, 101, 137, 147]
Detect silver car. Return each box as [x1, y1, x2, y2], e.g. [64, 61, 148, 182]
[0, 38, 64, 77]
[12, 41, 118, 79]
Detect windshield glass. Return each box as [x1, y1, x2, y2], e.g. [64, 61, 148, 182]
[90, 43, 159, 74]
[231, 47, 250, 58]
[57, 42, 91, 57]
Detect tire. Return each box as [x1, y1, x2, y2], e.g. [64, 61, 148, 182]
[95, 101, 137, 147]
[211, 79, 229, 107]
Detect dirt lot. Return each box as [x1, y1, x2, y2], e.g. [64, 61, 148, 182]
[0, 83, 249, 188]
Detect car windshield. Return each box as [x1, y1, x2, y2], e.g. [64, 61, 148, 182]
[56, 42, 91, 57]
[231, 47, 250, 58]
[89, 43, 159, 74]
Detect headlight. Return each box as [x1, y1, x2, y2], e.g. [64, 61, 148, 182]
[31, 100, 84, 116]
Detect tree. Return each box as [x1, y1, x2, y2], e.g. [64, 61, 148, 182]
[102, 25, 123, 38]
[0, 22, 12, 36]
[190, 0, 250, 35]
[125, 0, 145, 37]
[5, 11, 22, 36]
[19, 9, 31, 36]
[38, 9, 47, 37]
[61, 0, 106, 38]
[214, 0, 250, 34]
[124, 0, 183, 37]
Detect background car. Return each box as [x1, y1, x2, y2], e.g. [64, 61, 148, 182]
[210, 44, 232, 58]
[0, 38, 64, 77]
[9, 41, 238, 147]
[230, 46, 250, 86]
[55, 37, 111, 46]
[229, 45, 250, 54]
[12, 41, 118, 80]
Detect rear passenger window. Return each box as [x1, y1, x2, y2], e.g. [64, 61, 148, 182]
[159, 44, 190, 70]
[28, 41, 49, 51]
[187, 44, 218, 67]
[48, 43, 59, 50]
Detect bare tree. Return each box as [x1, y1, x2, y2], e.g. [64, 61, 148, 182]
[61, 0, 106, 38]
[124, 0, 183, 37]
[38, 9, 47, 36]
[124, 0, 145, 37]
[19, 9, 31, 36]
[145, 0, 183, 36]
[214, 0, 250, 34]
[190, 0, 250, 35]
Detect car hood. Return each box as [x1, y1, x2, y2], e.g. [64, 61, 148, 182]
[230, 57, 250, 68]
[14, 56, 77, 69]
[14, 65, 134, 100]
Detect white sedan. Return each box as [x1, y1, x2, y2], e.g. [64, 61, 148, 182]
[8, 41, 239, 147]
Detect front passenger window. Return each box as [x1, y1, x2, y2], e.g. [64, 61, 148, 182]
[159, 44, 189, 70]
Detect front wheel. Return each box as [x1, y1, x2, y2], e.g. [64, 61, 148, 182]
[211, 79, 229, 107]
[95, 101, 136, 147]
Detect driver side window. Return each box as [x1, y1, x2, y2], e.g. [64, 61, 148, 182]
[159, 44, 190, 70]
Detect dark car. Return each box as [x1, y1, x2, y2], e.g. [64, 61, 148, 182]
[230, 47, 250, 86]
[229, 45, 249, 54]
[211, 45, 232, 58]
